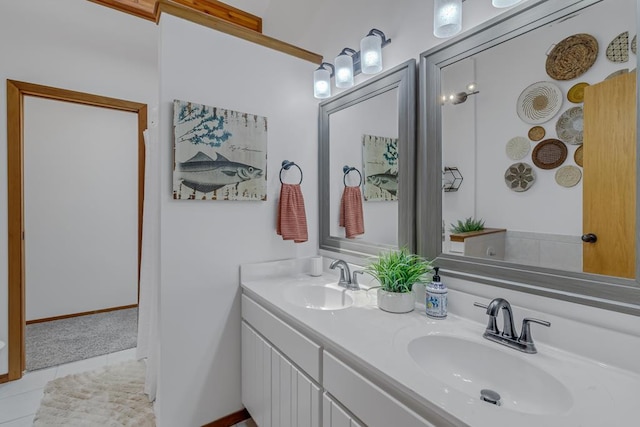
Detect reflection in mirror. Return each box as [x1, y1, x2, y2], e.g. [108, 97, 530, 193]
[320, 59, 416, 257]
[418, 0, 640, 313]
[329, 88, 399, 246]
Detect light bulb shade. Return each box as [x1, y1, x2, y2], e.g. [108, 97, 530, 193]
[492, 0, 523, 7]
[434, 0, 462, 39]
[360, 34, 383, 74]
[334, 53, 354, 88]
[313, 67, 331, 99]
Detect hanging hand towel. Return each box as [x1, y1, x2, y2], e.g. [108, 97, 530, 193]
[277, 183, 308, 243]
[340, 186, 365, 238]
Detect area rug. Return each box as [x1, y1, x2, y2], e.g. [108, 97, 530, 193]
[33, 360, 155, 426]
[27, 308, 138, 371]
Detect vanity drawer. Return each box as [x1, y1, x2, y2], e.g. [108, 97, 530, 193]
[242, 294, 321, 381]
[323, 351, 435, 427]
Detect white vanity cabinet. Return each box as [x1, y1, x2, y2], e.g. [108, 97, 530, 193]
[241, 293, 438, 427]
[322, 393, 364, 427]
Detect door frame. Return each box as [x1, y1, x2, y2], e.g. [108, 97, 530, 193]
[6, 80, 147, 381]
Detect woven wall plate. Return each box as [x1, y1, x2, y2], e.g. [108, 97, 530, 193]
[505, 162, 536, 192]
[556, 106, 584, 145]
[546, 33, 598, 80]
[516, 81, 563, 124]
[632, 35, 637, 54]
[574, 145, 584, 167]
[532, 139, 568, 169]
[567, 82, 589, 103]
[555, 165, 582, 187]
[606, 31, 629, 63]
[528, 126, 546, 141]
[506, 136, 531, 160]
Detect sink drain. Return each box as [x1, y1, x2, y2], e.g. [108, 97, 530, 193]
[480, 389, 501, 406]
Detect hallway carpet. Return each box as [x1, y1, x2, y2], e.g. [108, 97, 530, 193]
[26, 308, 138, 371]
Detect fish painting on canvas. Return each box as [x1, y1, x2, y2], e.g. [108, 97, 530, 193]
[362, 134, 399, 201]
[172, 100, 267, 201]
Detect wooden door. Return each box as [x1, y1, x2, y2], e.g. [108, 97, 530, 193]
[583, 71, 636, 278]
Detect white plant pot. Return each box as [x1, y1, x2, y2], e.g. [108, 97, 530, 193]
[377, 289, 415, 313]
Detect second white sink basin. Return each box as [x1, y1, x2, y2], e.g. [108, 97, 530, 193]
[408, 335, 573, 415]
[284, 284, 354, 310]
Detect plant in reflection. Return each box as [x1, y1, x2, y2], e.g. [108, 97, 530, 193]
[450, 217, 485, 234]
[365, 249, 433, 293]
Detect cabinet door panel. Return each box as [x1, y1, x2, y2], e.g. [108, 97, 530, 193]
[242, 322, 273, 427]
[323, 393, 364, 427]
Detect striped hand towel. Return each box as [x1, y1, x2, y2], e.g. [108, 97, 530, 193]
[339, 186, 364, 238]
[277, 183, 308, 243]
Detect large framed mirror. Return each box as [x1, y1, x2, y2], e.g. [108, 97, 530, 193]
[418, 0, 640, 314]
[319, 59, 416, 257]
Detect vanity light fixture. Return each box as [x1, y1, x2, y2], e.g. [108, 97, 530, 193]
[313, 29, 391, 99]
[314, 62, 335, 99]
[441, 83, 479, 105]
[335, 48, 357, 88]
[434, 0, 525, 38]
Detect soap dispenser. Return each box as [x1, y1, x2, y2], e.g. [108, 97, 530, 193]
[426, 267, 447, 319]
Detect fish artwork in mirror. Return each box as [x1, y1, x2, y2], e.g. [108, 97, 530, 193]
[418, 0, 640, 314]
[319, 59, 416, 257]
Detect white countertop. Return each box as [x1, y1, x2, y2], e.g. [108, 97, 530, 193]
[240, 258, 640, 427]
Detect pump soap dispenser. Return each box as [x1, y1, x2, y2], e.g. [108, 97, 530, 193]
[426, 267, 447, 319]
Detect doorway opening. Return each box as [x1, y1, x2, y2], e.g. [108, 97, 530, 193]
[6, 80, 147, 381]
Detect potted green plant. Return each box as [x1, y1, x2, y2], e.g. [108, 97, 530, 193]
[450, 217, 485, 234]
[365, 249, 433, 313]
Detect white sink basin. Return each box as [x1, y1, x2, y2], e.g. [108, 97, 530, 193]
[408, 335, 573, 415]
[284, 284, 354, 310]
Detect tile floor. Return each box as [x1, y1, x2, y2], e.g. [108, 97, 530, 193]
[0, 348, 137, 426]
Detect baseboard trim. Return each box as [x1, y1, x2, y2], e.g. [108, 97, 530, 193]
[0, 373, 9, 384]
[26, 304, 138, 325]
[202, 408, 250, 427]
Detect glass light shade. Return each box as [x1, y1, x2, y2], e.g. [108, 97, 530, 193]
[360, 34, 383, 74]
[334, 53, 354, 88]
[434, 0, 462, 39]
[492, 0, 523, 7]
[313, 67, 331, 99]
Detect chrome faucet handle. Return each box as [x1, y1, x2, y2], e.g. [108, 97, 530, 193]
[473, 302, 499, 335]
[351, 270, 365, 289]
[518, 318, 551, 350]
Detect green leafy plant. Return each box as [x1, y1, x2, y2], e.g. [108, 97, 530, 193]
[450, 217, 485, 233]
[364, 249, 433, 293]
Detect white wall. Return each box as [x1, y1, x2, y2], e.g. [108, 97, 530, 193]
[158, 14, 318, 426]
[24, 97, 139, 321]
[0, 0, 157, 374]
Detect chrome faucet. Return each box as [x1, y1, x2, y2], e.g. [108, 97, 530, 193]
[329, 259, 359, 290]
[474, 298, 550, 354]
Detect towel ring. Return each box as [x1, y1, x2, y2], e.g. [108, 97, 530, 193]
[343, 165, 362, 187]
[280, 160, 303, 184]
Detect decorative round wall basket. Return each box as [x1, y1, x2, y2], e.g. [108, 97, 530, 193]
[505, 162, 536, 192]
[532, 139, 568, 170]
[556, 106, 584, 145]
[516, 81, 563, 124]
[546, 33, 598, 80]
[632, 34, 637, 54]
[528, 126, 546, 141]
[567, 82, 589, 103]
[506, 136, 531, 160]
[606, 31, 629, 63]
[555, 165, 582, 187]
[574, 145, 584, 167]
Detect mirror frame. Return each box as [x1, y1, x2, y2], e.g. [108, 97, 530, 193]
[319, 59, 416, 257]
[417, 0, 640, 315]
